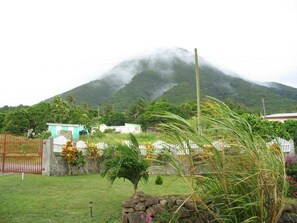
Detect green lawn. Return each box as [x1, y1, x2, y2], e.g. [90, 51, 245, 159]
[0, 173, 189, 223]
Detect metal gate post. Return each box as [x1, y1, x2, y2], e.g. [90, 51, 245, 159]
[2, 133, 7, 172]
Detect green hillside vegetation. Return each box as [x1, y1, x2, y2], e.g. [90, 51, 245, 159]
[0, 95, 296, 148]
[56, 70, 130, 106]
[198, 68, 297, 113]
[49, 48, 297, 114]
[268, 82, 297, 100]
[105, 70, 166, 110]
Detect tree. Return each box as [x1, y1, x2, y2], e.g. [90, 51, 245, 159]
[0, 112, 5, 131]
[137, 98, 188, 130]
[3, 109, 30, 135]
[224, 98, 250, 115]
[66, 95, 76, 107]
[100, 134, 149, 193]
[127, 99, 196, 130]
[241, 113, 290, 141]
[126, 98, 148, 122]
[50, 96, 70, 123]
[101, 112, 126, 126]
[179, 100, 197, 119]
[27, 102, 52, 134]
[284, 120, 297, 146]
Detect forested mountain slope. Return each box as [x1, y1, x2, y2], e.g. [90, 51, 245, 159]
[53, 48, 297, 113]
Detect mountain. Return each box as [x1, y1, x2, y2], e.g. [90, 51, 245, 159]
[55, 48, 297, 114]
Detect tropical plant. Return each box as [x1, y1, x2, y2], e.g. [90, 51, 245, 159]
[155, 174, 163, 185]
[86, 143, 101, 170]
[286, 176, 297, 198]
[286, 156, 297, 180]
[100, 133, 150, 193]
[144, 142, 154, 160]
[40, 130, 51, 139]
[285, 155, 297, 198]
[62, 140, 86, 174]
[86, 143, 101, 161]
[158, 98, 287, 223]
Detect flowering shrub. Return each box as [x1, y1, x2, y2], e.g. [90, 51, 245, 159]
[287, 176, 297, 198]
[141, 213, 152, 223]
[144, 143, 155, 159]
[86, 143, 101, 161]
[285, 155, 297, 198]
[62, 140, 85, 169]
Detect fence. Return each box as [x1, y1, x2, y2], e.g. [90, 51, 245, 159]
[139, 139, 295, 156]
[52, 137, 295, 157]
[0, 133, 43, 174]
[42, 136, 295, 176]
[268, 137, 295, 156]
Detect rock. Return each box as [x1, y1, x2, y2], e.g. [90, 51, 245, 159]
[133, 191, 145, 200]
[176, 198, 184, 206]
[291, 203, 297, 213]
[284, 203, 294, 213]
[160, 199, 168, 207]
[145, 197, 159, 207]
[127, 211, 146, 223]
[135, 202, 146, 211]
[177, 206, 190, 218]
[123, 207, 134, 213]
[122, 199, 136, 208]
[121, 212, 128, 223]
[278, 212, 297, 223]
[184, 200, 196, 210]
[146, 207, 157, 217]
[154, 203, 166, 215]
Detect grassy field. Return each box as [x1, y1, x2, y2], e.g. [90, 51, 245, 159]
[0, 173, 190, 223]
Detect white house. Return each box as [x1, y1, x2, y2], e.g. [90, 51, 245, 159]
[95, 123, 142, 134]
[265, 113, 297, 123]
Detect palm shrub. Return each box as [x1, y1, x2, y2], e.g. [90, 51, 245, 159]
[155, 174, 163, 185]
[100, 133, 150, 193]
[159, 98, 287, 223]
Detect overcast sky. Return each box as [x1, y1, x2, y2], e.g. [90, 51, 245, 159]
[0, 0, 297, 107]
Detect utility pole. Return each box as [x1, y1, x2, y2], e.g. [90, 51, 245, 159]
[194, 49, 202, 135]
[262, 98, 266, 118]
[97, 106, 100, 130]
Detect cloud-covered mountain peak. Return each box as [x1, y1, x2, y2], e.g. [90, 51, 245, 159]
[98, 47, 196, 85]
[56, 47, 297, 113]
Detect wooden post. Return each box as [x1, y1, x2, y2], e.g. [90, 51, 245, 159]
[262, 98, 266, 118]
[194, 49, 202, 135]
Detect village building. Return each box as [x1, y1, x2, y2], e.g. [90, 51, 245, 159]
[47, 123, 89, 140]
[93, 123, 142, 134]
[265, 113, 297, 123]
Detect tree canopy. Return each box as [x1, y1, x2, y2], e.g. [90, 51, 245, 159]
[0, 96, 293, 144]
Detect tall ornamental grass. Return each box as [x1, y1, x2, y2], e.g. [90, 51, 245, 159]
[159, 98, 287, 223]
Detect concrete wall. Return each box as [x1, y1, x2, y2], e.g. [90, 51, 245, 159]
[42, 138, 53, 176]
[49, 154, 100, 176]
[42, 138, 100, 176]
